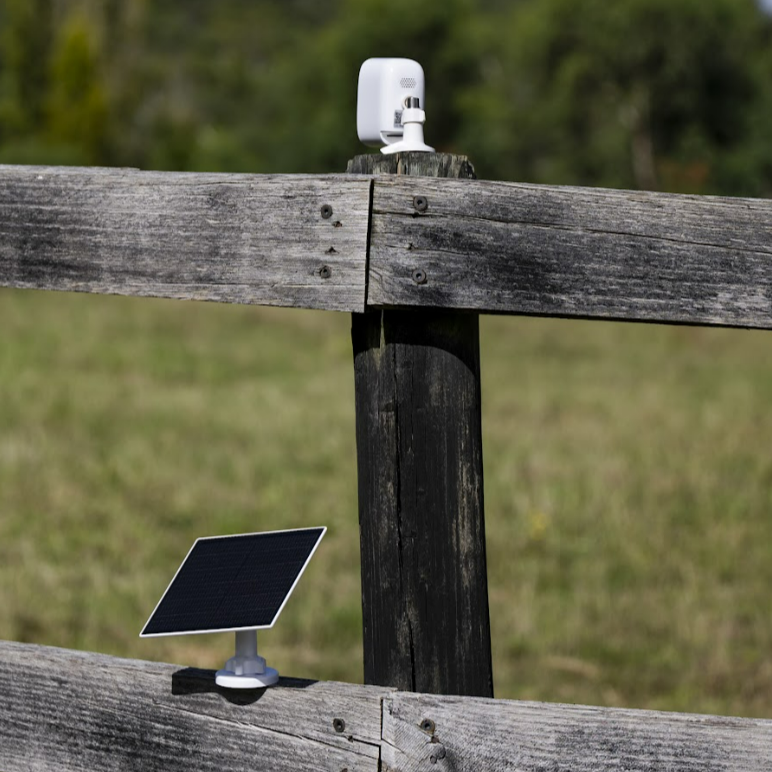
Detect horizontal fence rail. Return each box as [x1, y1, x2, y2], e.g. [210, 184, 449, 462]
[2, 641, 772, 771]
[2, 163, 772, 327]
[368, 177, 772, 328]
[0, 641, 387, 772]
[0, 166, 372, 312]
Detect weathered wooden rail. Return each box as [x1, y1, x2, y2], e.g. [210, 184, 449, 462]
[2, 161, 771, 326]
[3, 641, 772, 772]
[2, 153, 771, 769]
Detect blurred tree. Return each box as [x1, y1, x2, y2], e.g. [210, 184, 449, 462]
[1, 0, 771, 195]
[46, 13, 110, 164]
[0, 0, 151, 166]
[134, 0, 331, 171]
[250, 0, 484, 173]
[0, 0, 55, 161]
[458, 0, 772, 194]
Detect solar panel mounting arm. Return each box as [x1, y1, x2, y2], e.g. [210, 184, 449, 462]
[215, 629, 279, 689]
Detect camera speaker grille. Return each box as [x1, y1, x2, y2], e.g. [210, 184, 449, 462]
[400, 77, 417, 89]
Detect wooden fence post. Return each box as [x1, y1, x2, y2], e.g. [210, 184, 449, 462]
[348, 152, 494, 697]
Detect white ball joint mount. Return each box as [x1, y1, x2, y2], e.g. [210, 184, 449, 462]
[357, 58, 435, 154]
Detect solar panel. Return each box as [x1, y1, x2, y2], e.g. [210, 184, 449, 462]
[140, 527, 326, 637]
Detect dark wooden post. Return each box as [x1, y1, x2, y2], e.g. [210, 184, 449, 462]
[348, 152, 493, 697]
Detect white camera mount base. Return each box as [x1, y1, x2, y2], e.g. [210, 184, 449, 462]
[215, 629, 279, 689]
[381, 98, 434, 155]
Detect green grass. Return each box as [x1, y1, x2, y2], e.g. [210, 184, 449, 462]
[1, 287, 771, 718]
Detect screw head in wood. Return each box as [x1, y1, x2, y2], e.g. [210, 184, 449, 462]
[429, 746, 446, 764]
[412, 269, 427, 285]
[420, 718, 435, 734]
[333, 718, 346, 733]
[321, 204, 333, 219]
[320, 265, 332, 279]
[413, 196, 428, 213]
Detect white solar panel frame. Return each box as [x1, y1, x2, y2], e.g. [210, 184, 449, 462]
[139, 526, 327, 638]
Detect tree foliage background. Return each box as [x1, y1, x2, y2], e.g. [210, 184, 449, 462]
[2, 0, 771, 194]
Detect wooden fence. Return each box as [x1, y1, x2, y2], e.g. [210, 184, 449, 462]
[4, 159, 771, 326]
[3, 641, 772, 771]
[1, 152, 771, 769]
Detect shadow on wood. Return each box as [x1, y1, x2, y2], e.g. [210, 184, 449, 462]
[171, 667, 317, 705]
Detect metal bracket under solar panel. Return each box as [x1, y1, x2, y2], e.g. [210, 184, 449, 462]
[140, 527, 326, 689]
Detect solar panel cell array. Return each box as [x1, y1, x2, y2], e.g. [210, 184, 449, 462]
[141, 527, 325, 636]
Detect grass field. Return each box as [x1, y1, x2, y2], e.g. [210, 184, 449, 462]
[1, 287, 771, 718]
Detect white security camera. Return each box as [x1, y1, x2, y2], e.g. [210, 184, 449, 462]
[357, 58, 435, 154]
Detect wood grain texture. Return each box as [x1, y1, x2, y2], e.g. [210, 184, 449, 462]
[0, 640, 387, 772]
[3, 641, 772, 771]
[350, 153, 493, 699]
[367, 176, 772, 328]
[0, 165, 371, 312]
[5, 162, 772, 326]
[346, 152, 475, 181]
[382, 692, 772, 772]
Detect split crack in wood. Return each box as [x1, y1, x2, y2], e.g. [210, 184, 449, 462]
[374, 208, 772, 257]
